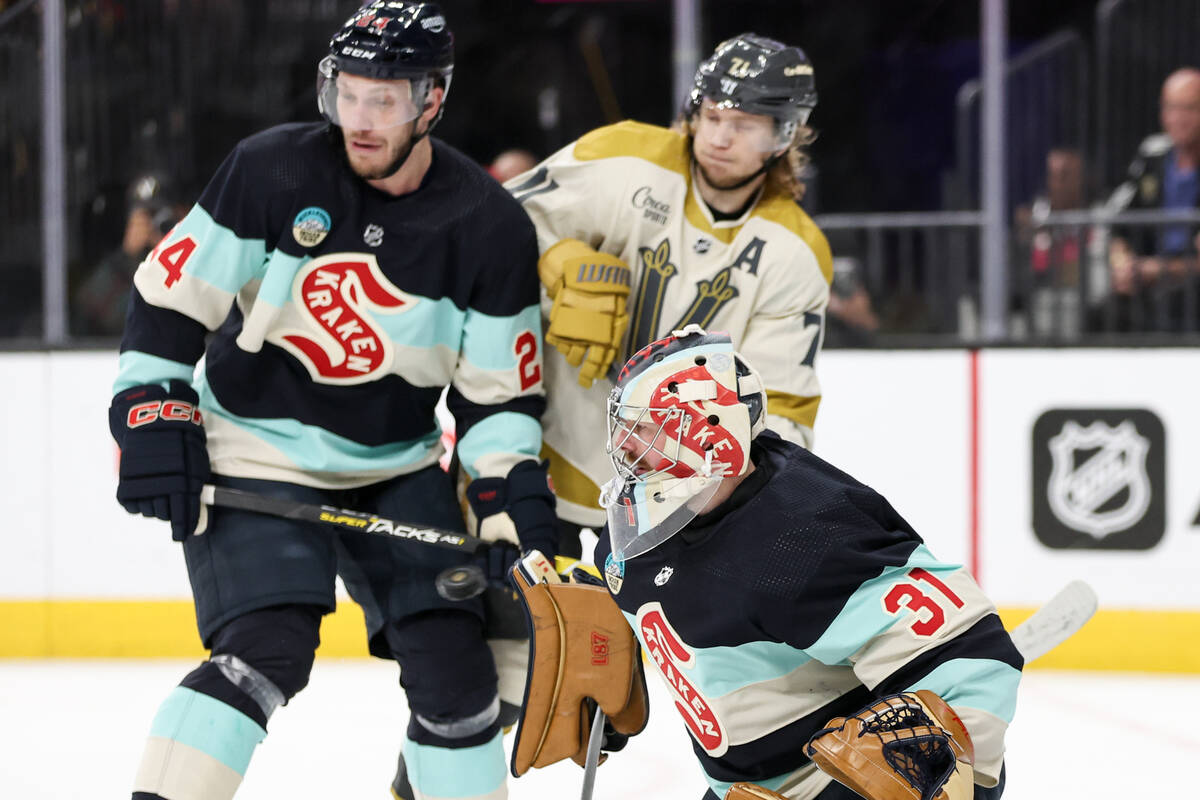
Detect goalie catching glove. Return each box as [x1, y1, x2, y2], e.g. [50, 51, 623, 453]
[538, 238, 632, 388]
[805, 690, 975, 800]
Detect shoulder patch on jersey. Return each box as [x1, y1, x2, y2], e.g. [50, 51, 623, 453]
[574, 121, 690, 177]
[292, 207, 331, 248]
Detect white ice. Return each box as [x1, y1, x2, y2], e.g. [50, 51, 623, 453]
[1, 659, 1194, 798]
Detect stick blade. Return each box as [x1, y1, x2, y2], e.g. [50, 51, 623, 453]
[1009, 579, 1098, 664]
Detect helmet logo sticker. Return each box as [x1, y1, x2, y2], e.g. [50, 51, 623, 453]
[726, 57, 752, 79]
[292, 207, 331, 248]
[654, 566, 674, 587]
[363, 223, 385, 247]
[784, 64, 814, 76]
[421, 15, 446, 32]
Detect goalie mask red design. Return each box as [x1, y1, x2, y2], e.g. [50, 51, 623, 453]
[601, 325, 766, 560]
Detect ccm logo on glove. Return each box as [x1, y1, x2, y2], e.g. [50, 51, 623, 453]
[125, 399, 204, 428]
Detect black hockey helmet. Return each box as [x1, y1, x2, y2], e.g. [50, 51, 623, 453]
[318, 1, 454, 130]
[686, 33, 817, 128]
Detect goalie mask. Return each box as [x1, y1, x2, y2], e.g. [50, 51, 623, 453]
[600, 325, 766, 561]
[317, 1, 454, 132]
[686, 33, 817, 153]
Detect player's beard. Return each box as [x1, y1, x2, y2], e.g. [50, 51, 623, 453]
[345, 120, 423, 181]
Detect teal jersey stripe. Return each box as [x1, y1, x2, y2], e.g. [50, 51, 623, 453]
[458, 304, 542, 371]
[148, 687, 265, 775]
[907, 658, 1021, 723]
[456, 412, 542, 480]
[401, 731, 505, 798]
[807, 544, 956, 664]
[196, 375, 441, 473]
[622, 611, 812, 698]
[256, 248, 308, 307]
[114, 350, 197, 394]
[174, 205, 267, 293]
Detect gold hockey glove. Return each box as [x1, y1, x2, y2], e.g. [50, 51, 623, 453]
[538, 239, 632, 388]
[805, 690, 975, 800]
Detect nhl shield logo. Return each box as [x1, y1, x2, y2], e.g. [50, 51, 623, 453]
[1032, 409, 1165, 550]
[1046, 420, 1150, 538]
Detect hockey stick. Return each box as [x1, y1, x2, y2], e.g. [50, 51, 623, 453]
[200, 484, 489, 601]
[579, 704, 606, 800]
[1008, 579, 1098, 664]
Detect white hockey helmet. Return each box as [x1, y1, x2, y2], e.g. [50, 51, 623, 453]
[600, 324, 766, 560]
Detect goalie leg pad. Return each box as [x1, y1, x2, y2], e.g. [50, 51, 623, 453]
[509, 554, 649, 776]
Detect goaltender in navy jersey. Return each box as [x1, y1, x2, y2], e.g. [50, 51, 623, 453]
[115, 121, 545, 487]
[595, 432, 1022, 800]
[510, 121, 831, 527]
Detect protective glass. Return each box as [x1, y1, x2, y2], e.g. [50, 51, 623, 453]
[694, 97, 806, 152]
[601, 400, 725, 561]
[317, 56, 434, 131]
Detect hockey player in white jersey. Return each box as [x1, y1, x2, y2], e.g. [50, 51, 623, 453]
[507, 34, 834, 554]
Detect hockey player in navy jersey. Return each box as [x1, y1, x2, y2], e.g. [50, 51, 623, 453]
[107, 3, 554, 799]
[512, 325, 1021, 800]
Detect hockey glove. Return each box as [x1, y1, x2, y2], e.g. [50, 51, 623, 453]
[109, 380, 211, 542]
[805, 690, 975, 800]
[538, 239, 632, 388]
[466, 459, 558, 586]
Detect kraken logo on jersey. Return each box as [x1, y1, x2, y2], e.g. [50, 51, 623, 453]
[270, 253, 415, 384]
[636, 602, 726, 756]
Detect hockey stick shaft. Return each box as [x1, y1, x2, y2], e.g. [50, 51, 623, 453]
[202, 484, 483, 554]
[200, 484, 490, 601]
[1008, 579, 1098, 664]
[580, 704, 606, 800]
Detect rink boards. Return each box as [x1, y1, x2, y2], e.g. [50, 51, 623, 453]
[1, 348, 1197, 672]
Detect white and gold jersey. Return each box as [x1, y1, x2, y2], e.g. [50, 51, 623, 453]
[508, 121, 832, 526]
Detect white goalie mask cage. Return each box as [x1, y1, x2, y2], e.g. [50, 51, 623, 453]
[600, 325, 766, 561]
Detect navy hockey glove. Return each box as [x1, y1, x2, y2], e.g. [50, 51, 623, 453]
[109, 380, 210, 542]
[467, 459, 558, 586]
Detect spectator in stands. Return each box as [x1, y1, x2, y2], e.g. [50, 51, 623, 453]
[487, 147, 538, 182]
[824, 256, 880, 346]
[73, 175, 177, 337]
[1012, 146, 1089, 339]
[1104, 67, 1200, 332]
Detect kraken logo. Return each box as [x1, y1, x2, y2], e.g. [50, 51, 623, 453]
[270, 253, 413, 384]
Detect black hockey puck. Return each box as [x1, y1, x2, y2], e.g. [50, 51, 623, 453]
[435, 564, 487, 601]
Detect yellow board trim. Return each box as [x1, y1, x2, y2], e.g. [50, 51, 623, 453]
[0, 600, 370, 658]
[3, 601, 1199, 672]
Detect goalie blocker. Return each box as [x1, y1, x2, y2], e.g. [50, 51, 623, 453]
[507, 551, 649, 777]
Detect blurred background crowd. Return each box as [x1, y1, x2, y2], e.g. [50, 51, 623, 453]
[2, 0, 1198, 344]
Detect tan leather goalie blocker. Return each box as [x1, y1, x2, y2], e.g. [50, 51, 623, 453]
[509, 559, 649, 775]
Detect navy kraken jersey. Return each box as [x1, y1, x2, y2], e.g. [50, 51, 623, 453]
[115, 122, 545, 487]
[595, 432, 1022, 800]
